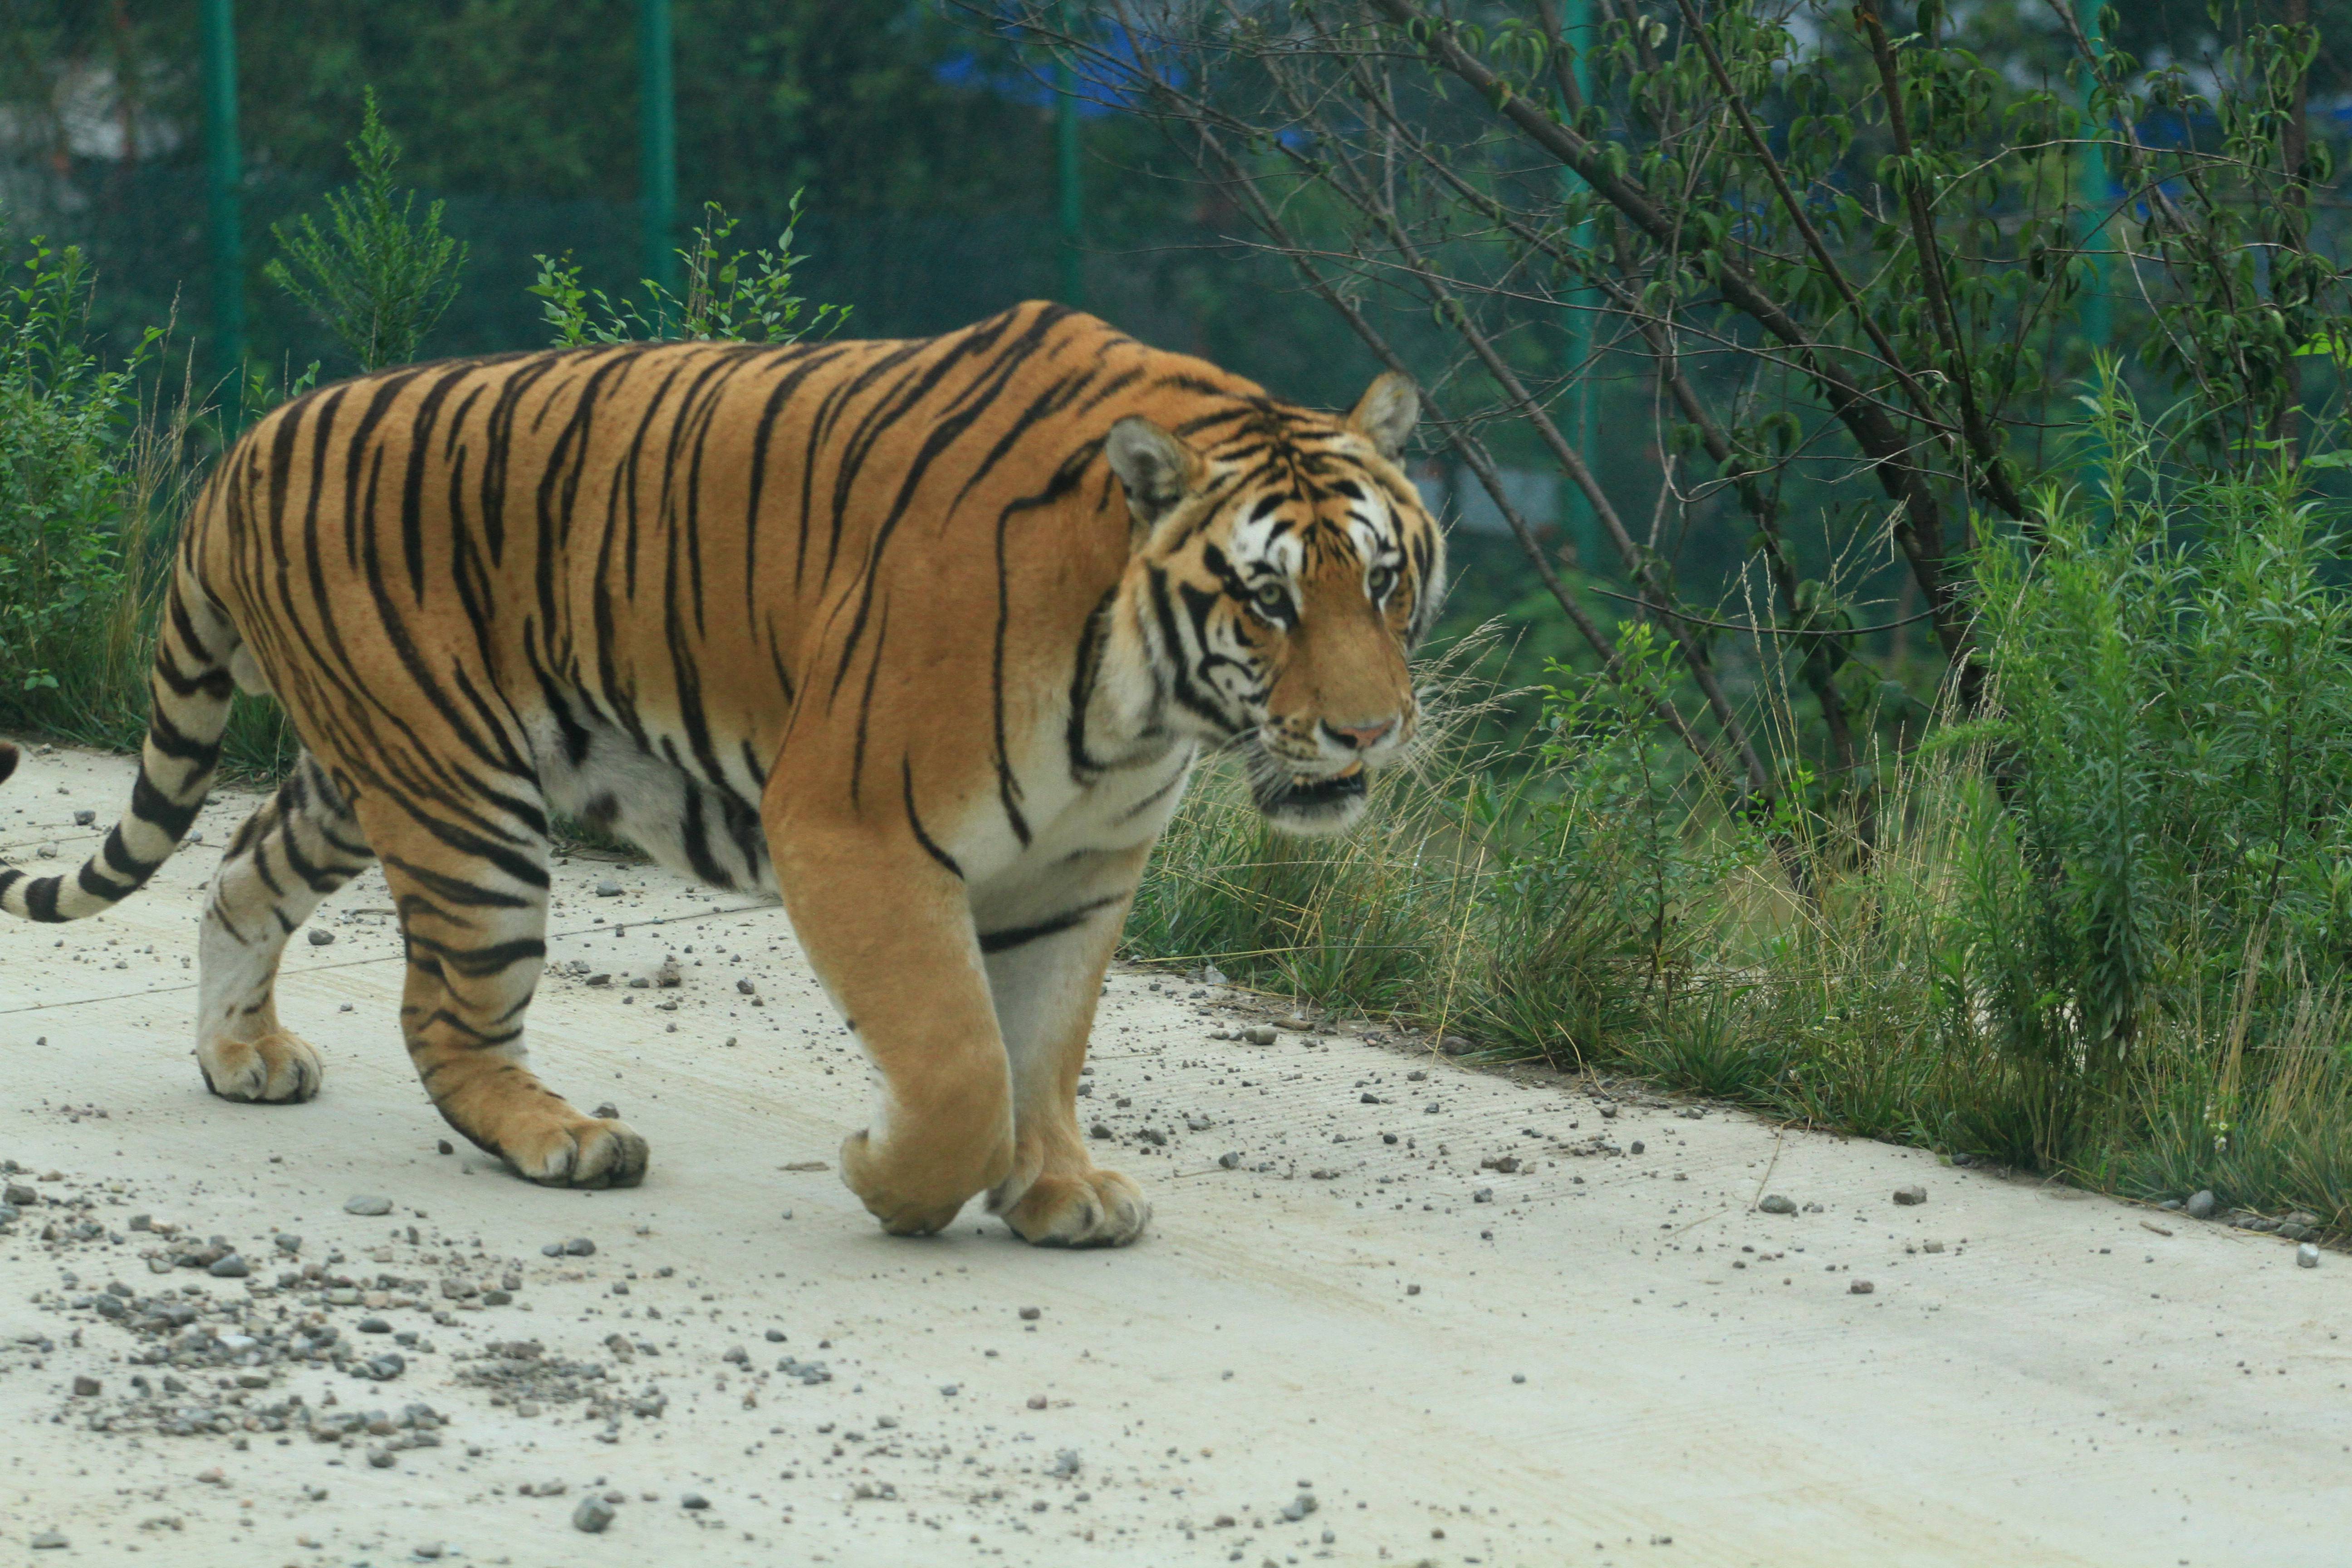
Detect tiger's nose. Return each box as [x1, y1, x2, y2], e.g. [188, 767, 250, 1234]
[1323, 718, 1397, 751]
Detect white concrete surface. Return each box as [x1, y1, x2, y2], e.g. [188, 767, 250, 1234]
[0, 743, 2344, 1568]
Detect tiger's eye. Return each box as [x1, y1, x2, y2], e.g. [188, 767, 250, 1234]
[1252, 582, 1288, 614]
[1368, 565, 1396, 600]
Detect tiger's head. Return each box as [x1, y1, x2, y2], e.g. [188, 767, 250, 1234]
[1106, 373, 1445, 836]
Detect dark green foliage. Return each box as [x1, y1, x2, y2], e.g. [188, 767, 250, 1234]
[265, 91, 468, 374]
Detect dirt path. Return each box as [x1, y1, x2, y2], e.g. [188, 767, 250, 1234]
[0, 744, 2344, 1568]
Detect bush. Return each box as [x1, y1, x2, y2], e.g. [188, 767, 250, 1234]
[0, 234, 158, 700]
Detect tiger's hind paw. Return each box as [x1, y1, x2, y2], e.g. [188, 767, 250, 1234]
[197, 1030, 324, 1103]
[500, 1114, 649, 1189]
[997, 1166, 1151, 1248]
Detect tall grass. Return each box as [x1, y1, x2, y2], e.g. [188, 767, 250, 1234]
[1132, 385, 2352, 1230]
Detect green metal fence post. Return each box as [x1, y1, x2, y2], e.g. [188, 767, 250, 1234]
[638, 0, 678, 326]
[1054, 18, 1084, 310]
[1560, 0, 1600, 573]
[199, 0, 243, 418]
[2073, 0, 2111, 354]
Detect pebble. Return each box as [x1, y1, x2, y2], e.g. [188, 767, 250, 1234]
[564, 1238, 596, 1256]
[1892, 1185, 1927, 1206]
[1758, 1194, 1798, 1215]
[1242, 1025, 1277, 1046]
[73, 808, 95, 825]
[206, 1253, 249, 1278]
[595, 881, 623, 897]
[367, 1448, 396, 1469]
[1019, 1306, 1041, 1321]
[274, 1233, 301, 1253]
[2185, 1190, 2217, 1220]
[593, 1102, 620, 1120]
[681, 1492, 710, 1510]
[307, 928, 336, 946]
[572, 1495, 616, 1533]
[654, 957, 682, 987]
[71, 1375, 99, 1396]
[1441, 1035, 1474, 1055]
[343, 1195, 393, 1217]
[1217, 1152, 1241, 1169]
[1848, 1279, 1875, 1295]
[2299, 1243, 2321, 1269]
[29, 1531, 66, 1550]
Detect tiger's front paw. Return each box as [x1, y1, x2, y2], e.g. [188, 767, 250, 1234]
[840, 1127, 1012, 1237]
[499, 1112, 649, 1189]
[997, 1166, 1151, 1248]
[197, 1030, 324, 1103]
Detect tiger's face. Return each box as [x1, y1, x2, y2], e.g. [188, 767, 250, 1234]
[1107, 373, 1446, 835]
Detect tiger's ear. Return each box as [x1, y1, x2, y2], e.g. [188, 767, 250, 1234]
[1106, 416, 1205, 529]
[1346, 372, 1419, 461]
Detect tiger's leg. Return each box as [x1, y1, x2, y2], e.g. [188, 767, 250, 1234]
[194, 751, 377, 1102]
[982, 847, 1153, 1247]
[358, 783, 647, 1188]
[769, 814, 1014, 1237]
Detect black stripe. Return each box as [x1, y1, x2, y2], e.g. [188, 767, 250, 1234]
[902, 758, 963, 881]
[979, 895, 1122, 955]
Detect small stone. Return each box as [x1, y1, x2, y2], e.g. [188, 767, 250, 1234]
[30, 1531, 66, 1549]
[358, 1316, 392, 1334]
[1441, 1035, 1474, 1055]
[1019, 1305, 1041, 1321]
[307, 928, 336, 946]
[1242, 1025, 1277, 1046]
[1628, 1141, 1645, 1156]
[1510, 1373, 1525, 1384]
[573, 1495, 616, 1533]
[207, 1253, 250, 1278]
[1848, 1279, 1875, 1295]
[654, 957, 682, 988]
[34, 843, 56, 858]
[367, 1447, 396, 1468]
[73, 808, 95, 825]
[344, 1196, 393, 1217]
[765, 1328, 786, 1342]
[4, 1182, 38, 1207]
[1217, 1152, 1240, 1169]
[415, 1547, 443, 1562]
[274, 1232, 301, 1254]
[1892, 1185, 1927, 1206]
[680, 1492, 710, 1510]
[1027, 1394, 1048, 1410]
[2185, 1190, 2217, 1220]
[1089, 1123, 1113, 1140]
[1758, 1194, 1797, 1215]
[593, 1102, 620, 1120]
[564, 1237, 596, 1256]
[71, 1375, 100, 1397]
[2299, 1243, 2321, 1269]
[737, 977, 757, 995]
[437, 1139, 454, 1155]
[595, 881, 623, 898]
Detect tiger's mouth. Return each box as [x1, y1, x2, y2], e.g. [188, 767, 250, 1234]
[1249, 757, 1368, 834]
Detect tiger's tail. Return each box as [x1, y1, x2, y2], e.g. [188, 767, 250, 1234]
[0, 564, 238, 922]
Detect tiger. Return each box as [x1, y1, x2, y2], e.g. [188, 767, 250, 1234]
[0, 300, 1444, 1246]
